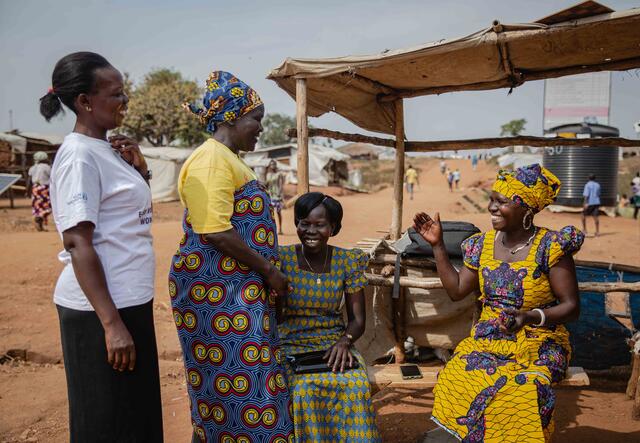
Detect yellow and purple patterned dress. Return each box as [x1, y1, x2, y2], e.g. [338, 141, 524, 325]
[278, 245, 381, 443]
[432, 226, 583, 443]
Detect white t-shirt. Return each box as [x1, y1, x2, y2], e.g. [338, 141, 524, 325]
[50, 132, 155, 311]
[28, 163, 51, 185]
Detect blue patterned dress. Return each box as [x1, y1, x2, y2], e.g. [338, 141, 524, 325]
[169, 180, 294, 443]
[277, 245, 381, 443]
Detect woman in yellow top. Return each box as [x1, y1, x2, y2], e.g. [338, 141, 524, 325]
[413, 164, 583, 443]
[169, 71, 294, 442]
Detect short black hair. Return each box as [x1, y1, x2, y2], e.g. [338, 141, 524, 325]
[589, 174, 596, 180]
[294, 192, 343, 236]
[39, 52, 112, 122]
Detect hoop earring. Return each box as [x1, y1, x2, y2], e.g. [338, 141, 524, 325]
[85, 106, 92, 112]
[523, 211, 534, 230]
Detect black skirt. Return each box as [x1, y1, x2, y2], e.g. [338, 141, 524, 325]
[57, 300, 163, 443]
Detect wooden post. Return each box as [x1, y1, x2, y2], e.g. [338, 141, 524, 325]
[389, 99, 406, 363]
[390, 99, 405, 240]
[296, 78, 309, 195]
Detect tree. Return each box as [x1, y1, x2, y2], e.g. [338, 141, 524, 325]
[259, 113, 296, 147]
[122, 69, 206, 147]
[500, 118, 527, 137]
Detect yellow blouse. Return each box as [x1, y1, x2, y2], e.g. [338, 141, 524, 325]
[178, 139, 256, 234]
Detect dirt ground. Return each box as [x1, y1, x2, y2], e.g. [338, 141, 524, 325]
[1, 157, 639, 442]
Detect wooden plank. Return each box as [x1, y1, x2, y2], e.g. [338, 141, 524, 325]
[366, 273, 444, 289]
[368, 364, 439, 389]
[365, 273, 640, 293]
[286, 127, 640, 151]
[368, 365, 589, 389]
[296, 79, 309, 195]
[390, 99, 405, 241]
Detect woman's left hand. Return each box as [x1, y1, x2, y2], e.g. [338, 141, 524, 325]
[324, 336, 354, 373]
[109, 134, 148, 175]
[498, 308, 526, 333]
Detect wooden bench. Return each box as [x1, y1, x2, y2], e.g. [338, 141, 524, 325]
[368, 364, 589, 395]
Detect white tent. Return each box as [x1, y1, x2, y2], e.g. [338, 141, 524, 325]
[243, 143, 349, 187]
[141, 146, 194, 202]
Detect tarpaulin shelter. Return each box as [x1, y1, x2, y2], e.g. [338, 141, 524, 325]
[243, 143, 349, 187]
[140, 146, 194, 202]
[268, 1, 640, 239]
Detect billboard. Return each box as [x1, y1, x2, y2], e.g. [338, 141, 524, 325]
[543, 72, 611, 130]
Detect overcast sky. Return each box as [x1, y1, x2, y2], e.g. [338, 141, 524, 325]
[1, 0, 639, 142]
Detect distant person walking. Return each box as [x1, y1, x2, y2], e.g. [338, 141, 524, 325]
[27, 151, 52, 231]
[471, 154, 478, 171]
[582, 174, 601, 237]
[446, 168, 454, 192]
[632, 182, 640, 219]
[453, 168, 461, 190]
[440, 160, 447, 175]
[632, 172, 640, 188]
[405, 164, 419, 200]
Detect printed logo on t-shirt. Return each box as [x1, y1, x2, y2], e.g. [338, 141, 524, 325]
[139, 207, 153, 225]
[67, 192, 88, 205]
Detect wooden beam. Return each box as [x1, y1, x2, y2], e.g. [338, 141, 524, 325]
[287, 127, 640, 150]
[366, 273, 444, 289]
[390, 100, 404, 240]
[405, 136, 639, 152]
[296, 79, 309, 195]
[365, 273, 640, 293]
[287, 127, 395, 148]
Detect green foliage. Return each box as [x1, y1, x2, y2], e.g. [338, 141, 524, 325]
[122, 69, 206, 147]
[500, 118, 527, 137]
[259, 113, 296, 147]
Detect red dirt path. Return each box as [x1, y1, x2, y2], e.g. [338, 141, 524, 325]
[1, 158, 639, 442]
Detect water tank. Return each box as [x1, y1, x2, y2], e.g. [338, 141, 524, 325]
[542, 123, 619, 207]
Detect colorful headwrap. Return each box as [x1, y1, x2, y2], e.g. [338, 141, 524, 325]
[183, 71, 263, 134]
[492, 164, 561, 213]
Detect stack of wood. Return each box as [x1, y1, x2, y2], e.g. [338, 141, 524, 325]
[627, 331, 640, 420]
[0, 139, 11, 170]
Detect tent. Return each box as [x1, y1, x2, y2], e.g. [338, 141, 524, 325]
[243, 143, 349, 187]
[140, 146, 194, 202]
[337, 143, 392, 160]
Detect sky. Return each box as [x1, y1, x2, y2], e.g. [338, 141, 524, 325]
[1, 0, 639, 143]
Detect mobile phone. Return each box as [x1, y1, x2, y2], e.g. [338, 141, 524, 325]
[400, 364, 423, 380]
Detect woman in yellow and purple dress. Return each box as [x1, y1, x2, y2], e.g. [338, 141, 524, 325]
[170, 71, 294, 442]
[278, 192, 381, 442]
[413, 164, 584, 443]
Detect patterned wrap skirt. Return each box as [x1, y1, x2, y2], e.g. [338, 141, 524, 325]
[169, 180, 294, 442]
[31, 184, 52, 218]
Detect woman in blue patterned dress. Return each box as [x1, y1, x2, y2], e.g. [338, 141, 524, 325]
[277, 192, 381, 442]
[169, 71, 294, 443]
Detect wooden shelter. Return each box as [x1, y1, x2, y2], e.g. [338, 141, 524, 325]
[268, 2, 640, 416]
[268, 1, 640, 240]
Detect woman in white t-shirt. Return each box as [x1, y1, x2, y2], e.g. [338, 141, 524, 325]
[40, 52, 162, 442]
